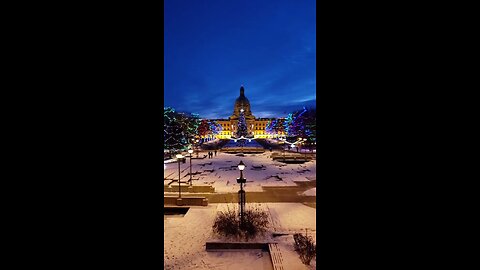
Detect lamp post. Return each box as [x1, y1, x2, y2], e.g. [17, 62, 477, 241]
[303, 138, 307, 160]
[188, 149, 194, 186]
[176, 154, 184, 199]
[195, 139, 199, 158]
[237, 160, 246, 227]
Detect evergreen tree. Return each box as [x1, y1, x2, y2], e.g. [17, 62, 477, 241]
[164, 107, 184, 150]
[275, 118, 286, 135]
[267, 118, 285, 136]
[209, 120, 222, 136]
[236, 109, 248, 138]
[197, 119, 210, 137]
[164, 107, 200, 151]
[284, 112, 294, 136]
[285, 107, 316, 141]
[266, 119, 276, 135]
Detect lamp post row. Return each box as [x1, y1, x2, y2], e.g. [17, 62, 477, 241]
[188, 149, 193, 186]
[174, 148, 195, 200]
[172, 151, 246, 220]
[175, 153, 183, 199]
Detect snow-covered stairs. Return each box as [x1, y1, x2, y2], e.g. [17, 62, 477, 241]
[264, 203, 287, 270]
[269, 243, 285, 270]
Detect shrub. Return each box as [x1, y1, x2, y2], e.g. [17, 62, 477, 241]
[241, 205, 269, 239]
[293, 233, 316, 265]
[212, 204, 269, 240]
[212, 206, 241, 238]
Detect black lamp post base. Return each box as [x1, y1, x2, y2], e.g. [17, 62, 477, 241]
[176, 198, 183, 206]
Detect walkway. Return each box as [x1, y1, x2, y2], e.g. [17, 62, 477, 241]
[164, 178, 316, 203]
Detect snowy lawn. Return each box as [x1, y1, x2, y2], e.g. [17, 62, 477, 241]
[164, 203, 316, 270]
[164, 151, 316, 193]
[268, 203, 317, 269]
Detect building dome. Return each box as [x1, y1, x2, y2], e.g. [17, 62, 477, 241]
[232, 86, 254, 119]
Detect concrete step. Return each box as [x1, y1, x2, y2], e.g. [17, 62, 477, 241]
[164, 185, 215, 193]
[269, 243, 285, 270]
[164, 196, 208, 206]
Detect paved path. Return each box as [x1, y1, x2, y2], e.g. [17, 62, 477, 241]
[165, 185, 316, 203]
[206, 189, 316, 203]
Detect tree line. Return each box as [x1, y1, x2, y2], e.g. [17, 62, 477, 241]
[164, 106, 316, 151]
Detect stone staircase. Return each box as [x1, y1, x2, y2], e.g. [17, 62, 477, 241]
[264, 204, 286, 270]
[269, 243, 285, 270]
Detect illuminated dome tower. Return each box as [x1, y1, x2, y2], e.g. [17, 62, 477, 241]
[231, 86, 254, 120]
[230, 86, 255, 137]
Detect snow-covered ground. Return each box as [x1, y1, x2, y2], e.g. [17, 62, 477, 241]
[164, 203, 316, 270]
[301, 188, 316, 196]
[164, 151, 316, 193]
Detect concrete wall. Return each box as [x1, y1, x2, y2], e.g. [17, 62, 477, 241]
[164, 185, 215, 193]
[164, 196, 208, 206]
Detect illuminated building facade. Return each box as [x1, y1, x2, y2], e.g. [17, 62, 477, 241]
[211, 86, 286, 139]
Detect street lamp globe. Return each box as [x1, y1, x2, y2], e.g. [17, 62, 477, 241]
[238, 160, 245, 171]
[176, 154, 184, 159]
[188, 149, 193, 154]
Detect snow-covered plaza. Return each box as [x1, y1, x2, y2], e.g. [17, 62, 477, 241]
[164, 144, 316, 196]
[164, 1, 317, 266]
[164, 140, 317, 269]
[164, 203, 316, 270]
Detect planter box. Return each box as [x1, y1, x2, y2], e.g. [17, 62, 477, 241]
[205, 241, 271, 251]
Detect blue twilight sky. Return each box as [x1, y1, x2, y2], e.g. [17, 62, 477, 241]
[164, 0, 316, 119]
